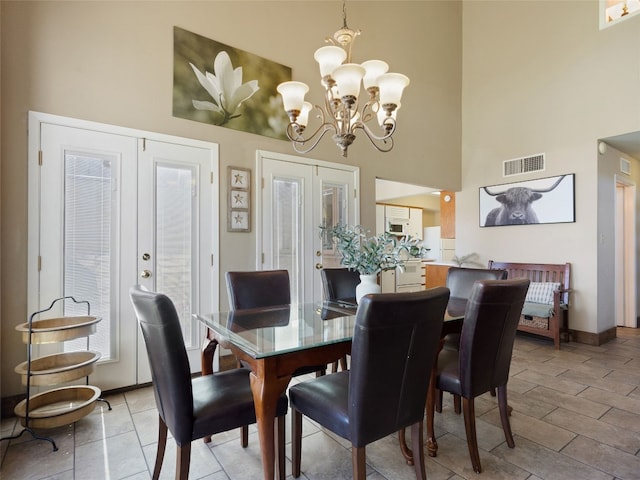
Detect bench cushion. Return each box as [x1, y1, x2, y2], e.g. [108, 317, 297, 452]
[522, 301, 568, 319]
[522, 302, 554, 318]
[525, 282, 560, 305]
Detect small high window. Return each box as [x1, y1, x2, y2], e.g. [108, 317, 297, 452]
[601, 0, 640, 28]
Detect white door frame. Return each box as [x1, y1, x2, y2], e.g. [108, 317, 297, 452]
[614, 175, 637, 328]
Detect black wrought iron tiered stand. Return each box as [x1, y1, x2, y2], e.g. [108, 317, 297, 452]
[0, 296, 112, 451]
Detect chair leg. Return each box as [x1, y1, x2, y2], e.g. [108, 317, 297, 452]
[152, 416, 168, 480]
[435, 388, 442, 413]
[426, 375, 438, 458]
[462, 397, 482, 473]
[497, 385, 515, 448]
[276, 415, 286, 480]
[176, 442, 191, 480]
[352, 446, 367, 480]
[398, 428, 414, 465]
[453, 394, 461, 414]
[411, 421, 427, 480]
[292, 408, 303, 478]
[240, 425, 249, 447]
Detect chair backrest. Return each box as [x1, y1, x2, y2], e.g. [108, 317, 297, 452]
[348, 287, 450, 447]
[226, 270, 290, 310]
[458, 279, 530, 398]
[129, 285, 194, 445]
[446, 267, 507, 300]
[321, 268, 360, 303]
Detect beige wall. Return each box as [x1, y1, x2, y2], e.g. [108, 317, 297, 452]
[457, 1, 640, 335]
[1, 1, 462, 396]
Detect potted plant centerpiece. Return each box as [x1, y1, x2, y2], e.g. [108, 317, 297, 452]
[324, 224, 428, 303]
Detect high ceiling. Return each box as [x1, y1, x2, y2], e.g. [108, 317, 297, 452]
[375, 178, 439, 202]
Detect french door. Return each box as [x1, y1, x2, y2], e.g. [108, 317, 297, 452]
[257, 151, 359, 304]
[29, 114, 218, 390]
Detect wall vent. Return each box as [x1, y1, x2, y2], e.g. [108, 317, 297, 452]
[620, 158, 631, 175]
[503, 153, 545, 177]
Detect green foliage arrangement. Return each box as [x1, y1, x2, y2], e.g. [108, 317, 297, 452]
[323, 224, 429, 275]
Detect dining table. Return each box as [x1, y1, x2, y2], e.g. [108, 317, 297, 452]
[195, 300, 358, 480]
[195, 299, 464, 480]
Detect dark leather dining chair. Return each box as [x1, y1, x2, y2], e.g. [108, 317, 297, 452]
[446, 267, 508, 311]
[129, 285, 288, 480]
[426, 278, 529, 473]
[289, 287, 450, 480]
[225, 269, 327, 446]
[321, 268, 360, 305]
[226, 269, 291, 310]
[320, 267, 360, 371]
[439, 267, 508, 412]
[226, 270, 327, 381]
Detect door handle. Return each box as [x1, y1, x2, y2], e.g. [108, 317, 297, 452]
[140, 269, 152, 278]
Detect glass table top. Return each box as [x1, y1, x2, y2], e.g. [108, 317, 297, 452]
[194, 301, 358, 359]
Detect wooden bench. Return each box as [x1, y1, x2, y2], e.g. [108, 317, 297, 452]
[488, 261, 570, 349]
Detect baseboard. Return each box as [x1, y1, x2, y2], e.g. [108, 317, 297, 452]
[570, 327, 617, 346]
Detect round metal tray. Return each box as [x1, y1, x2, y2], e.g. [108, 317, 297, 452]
[15, 316, 101, 344]
[14, 351, 101, 386]
[14, 385, 101, 429]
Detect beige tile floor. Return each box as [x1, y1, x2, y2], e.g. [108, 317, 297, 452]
[1, 328, 639, 480]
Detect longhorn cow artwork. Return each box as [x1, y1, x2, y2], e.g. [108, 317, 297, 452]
[479, 174, 575, 227]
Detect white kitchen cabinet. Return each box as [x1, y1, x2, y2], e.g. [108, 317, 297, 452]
[408, 208, 423, 239]
[385, 205, 410, 220]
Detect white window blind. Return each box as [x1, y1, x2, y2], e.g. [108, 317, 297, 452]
[63, 152, 116, 358]
[154, 164, 196, 346]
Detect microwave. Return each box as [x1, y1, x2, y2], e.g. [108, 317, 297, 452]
[387, 218, 409, 235]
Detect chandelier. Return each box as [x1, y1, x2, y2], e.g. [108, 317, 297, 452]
[276, 1, 409, 158]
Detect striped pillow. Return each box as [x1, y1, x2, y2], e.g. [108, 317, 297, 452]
[525, 282, 560, 305]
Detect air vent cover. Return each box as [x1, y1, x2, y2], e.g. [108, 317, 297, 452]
[503, 153, 545, 177]
[620, 158, 631, 175]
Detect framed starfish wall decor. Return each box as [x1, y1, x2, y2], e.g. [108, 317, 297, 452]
[228, 167, 251, 232]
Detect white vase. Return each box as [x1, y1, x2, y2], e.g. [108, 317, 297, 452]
[356, 274, 381, 304]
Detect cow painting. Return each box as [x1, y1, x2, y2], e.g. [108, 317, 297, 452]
[482, 175, 568, 226]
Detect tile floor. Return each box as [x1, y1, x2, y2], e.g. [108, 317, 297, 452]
[1, 328, 640, 480]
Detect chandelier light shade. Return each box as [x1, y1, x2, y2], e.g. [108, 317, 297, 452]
[277, 1, 410, 157]
[276, 81, 309, 113]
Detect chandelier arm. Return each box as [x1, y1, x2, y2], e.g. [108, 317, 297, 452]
[351, 117, 396, 141]
[359, 101, 378, 124]
[350, 121, 396, 153]
[285, 122, 337, 154]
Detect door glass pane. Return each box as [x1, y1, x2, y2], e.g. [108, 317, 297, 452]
[155, 164, 197, 347]
[321, 182, 348, 269]
[63, 152, 116, 359]
[273, 177, 301, 304]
